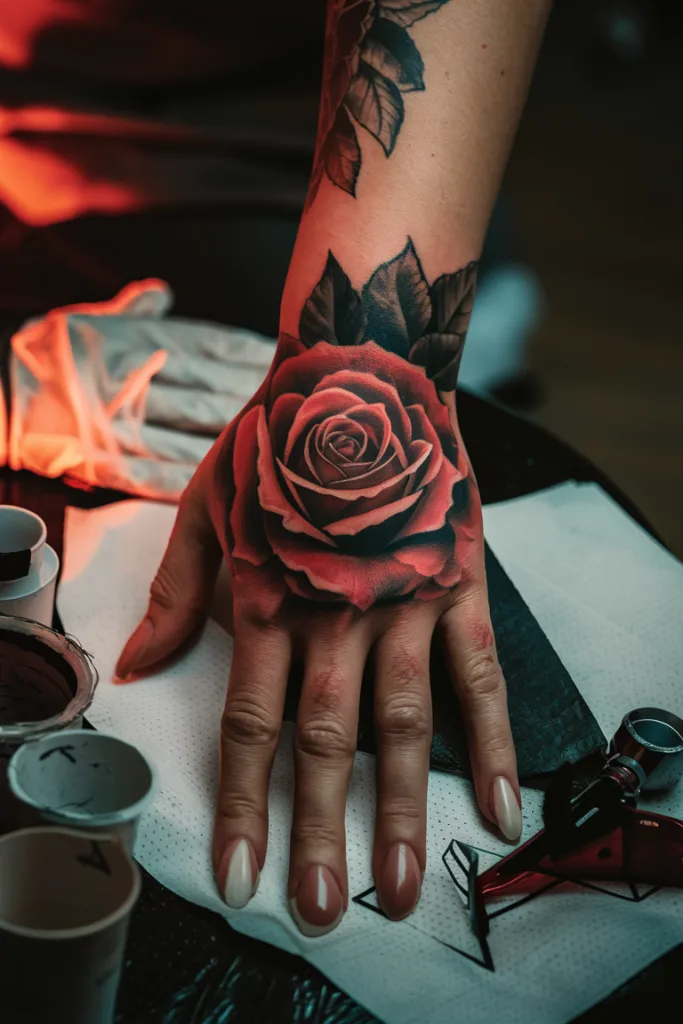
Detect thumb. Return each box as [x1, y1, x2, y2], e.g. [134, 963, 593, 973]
[115, 483, 222, 680]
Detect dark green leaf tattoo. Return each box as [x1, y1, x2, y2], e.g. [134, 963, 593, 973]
[298, 239, 478, 390]
[381, 0, 451, 29]
[410, 262, 478, 386]
[361, 20, 425, 92]
[362, 239, 431, 353]
[300, 252, 367, 347]
[346, 61, 405, 156]
[307, 0, 451, 207]
[325, 107, 362, 195]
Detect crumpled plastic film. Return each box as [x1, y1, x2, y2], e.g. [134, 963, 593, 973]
[8, 281, 275, 500]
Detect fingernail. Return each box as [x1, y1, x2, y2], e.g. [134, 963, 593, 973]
[378, 842, 421, 920]
[116, 616, 155, 679]
[491, 776, 522, 841]
[289, 865, 344, 937]
[219, 838, 259, 909]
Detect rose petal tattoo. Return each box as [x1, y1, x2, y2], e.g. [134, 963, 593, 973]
[307, 0, 452, 208]
[214, 242, 479, 612]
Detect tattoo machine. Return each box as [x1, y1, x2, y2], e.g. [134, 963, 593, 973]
[470, 707, 683, 939]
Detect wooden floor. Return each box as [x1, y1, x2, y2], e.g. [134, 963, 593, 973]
[502, 17, 683, 557]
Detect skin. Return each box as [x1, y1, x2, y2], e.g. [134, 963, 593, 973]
[116, 0, 551, 934]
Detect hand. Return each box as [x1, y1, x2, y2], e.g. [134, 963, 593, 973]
[116, 334, 521, 938]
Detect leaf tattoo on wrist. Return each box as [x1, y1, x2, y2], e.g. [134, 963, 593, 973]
[300, 239, 477, 391]
[215, 242, 479, 613]
[307, 0, 451, 208]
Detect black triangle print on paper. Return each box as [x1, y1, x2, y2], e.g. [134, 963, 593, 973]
[353, 832, 662, 976]
[352, 882, 495, 972]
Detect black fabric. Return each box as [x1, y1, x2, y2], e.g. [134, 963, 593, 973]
[430, 545, 606, 777]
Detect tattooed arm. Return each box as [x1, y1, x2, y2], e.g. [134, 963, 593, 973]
[117, 0, 550, 936]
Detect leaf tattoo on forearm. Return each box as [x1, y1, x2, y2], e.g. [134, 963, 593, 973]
[307, 0, 451, 207]
[214, 242, 478, 613]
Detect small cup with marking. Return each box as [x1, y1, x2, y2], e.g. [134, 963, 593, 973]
[8, 731, 155, 853]
[0, 826, 140, 1024]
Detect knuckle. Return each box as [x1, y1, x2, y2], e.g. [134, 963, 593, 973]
[295, 717, 355, 762]
[320, 608, 358, 641]
[221, 700, 279, 748]
[291, 817, 343, 850]
[216, 790, 262, 825]
[460, 651, 503, 701]
[148, 562, 184, 614]
[479, 727, 515, 760]
[148, 563, 207, 625]
[379, 796, 423, 828]
[236, 601, 286, 635]
[458, 559, 480, 589]
[377, 696, 431, 743]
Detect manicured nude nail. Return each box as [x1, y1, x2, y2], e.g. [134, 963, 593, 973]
[378, 842, 421, 920]
[115, 617, 155, 679]
[220, 838, 259, 909]
[289, 864, 344, 937]
[491, 776, 522, 841]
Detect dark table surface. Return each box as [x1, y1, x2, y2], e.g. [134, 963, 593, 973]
[1, 372, 681, 1022]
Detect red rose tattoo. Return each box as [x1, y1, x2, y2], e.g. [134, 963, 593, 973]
[221, 338, 471, 610]
[214, 241, 479, 612]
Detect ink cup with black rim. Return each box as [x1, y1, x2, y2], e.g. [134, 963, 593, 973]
[0, 615, 97, 832]
[0, 505, 60, 626]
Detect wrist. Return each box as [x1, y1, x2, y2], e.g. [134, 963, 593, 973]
[279, 237, 478, 393]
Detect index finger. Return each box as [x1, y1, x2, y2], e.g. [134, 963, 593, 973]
[213, 617, 291, 908]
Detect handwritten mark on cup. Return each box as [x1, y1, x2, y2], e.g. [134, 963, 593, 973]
[39, 745, 77, 764]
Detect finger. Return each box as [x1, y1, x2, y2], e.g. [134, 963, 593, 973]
[441, 579, 521, 842]
[214, 618, 291, 909]
[373, 608, 434, 920]
[115, 481, 221, 679]
[289, 622, 368, 937]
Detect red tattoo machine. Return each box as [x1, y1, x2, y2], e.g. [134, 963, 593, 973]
[470, 707, 683, 939]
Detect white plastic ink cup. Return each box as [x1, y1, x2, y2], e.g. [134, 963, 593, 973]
[0, 826, 141, 1024]
[0, 615, 98, 832]
[0, 506, 59, 626]
[9, 730, 156, 853]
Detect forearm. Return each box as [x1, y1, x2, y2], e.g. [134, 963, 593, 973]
[281, 0, 550, 364]
[204, 0, 551, 614]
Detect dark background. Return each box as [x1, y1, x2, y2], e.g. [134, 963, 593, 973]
[505, 0, 683, 559]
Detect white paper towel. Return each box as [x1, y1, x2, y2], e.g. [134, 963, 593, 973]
[57, 482, 683, 1024]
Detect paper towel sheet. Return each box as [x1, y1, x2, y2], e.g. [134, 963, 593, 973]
[57, 483, 683, 1024]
